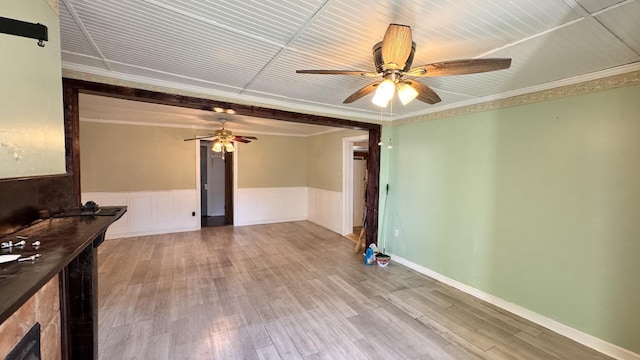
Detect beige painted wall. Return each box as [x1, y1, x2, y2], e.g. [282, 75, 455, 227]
[81, 120, 369, 193]
[0, 0, 65, 178]
[80, 122, 197, 191]
[237, 135, 308, 188]
[307, 129, 368, 192]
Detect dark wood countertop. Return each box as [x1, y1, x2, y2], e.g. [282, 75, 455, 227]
[0, 206, 126, 324]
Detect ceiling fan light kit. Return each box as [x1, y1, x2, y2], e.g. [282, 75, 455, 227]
[296, 23, 512, 108]
[184, 118, 257, 155]
[397, 82, 419, 105]
[371, 79, 395, 107]
[211, 136, 234, 153]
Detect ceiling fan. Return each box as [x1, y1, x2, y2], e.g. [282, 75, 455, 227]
[184, 119, 257, 153]
[296, 23, 511, 107]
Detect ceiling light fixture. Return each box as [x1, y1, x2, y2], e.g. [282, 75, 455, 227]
[397, 83, 418, 105]
[184, 118, 257, 160]
[211, 128, 235, 154]
[371, 78, 395, 107]
[211, 136, 234, 160]
[371, 74, 420, 107]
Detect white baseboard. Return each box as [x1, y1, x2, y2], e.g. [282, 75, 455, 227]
[390, 254, 640, 360]
[235, 187, 308, 227]
[307, 187, 342, 234]
[82, 190, 199, 239]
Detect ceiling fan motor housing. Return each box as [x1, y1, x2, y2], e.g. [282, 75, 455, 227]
[215, 128, 234, 141]
[372, 41, 416, 74]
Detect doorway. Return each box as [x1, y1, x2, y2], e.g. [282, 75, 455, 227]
[200, 141, 233, 227]
[342, 134, 369, 237]
[353, 143, 368, 235]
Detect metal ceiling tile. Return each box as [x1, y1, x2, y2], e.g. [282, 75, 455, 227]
[106, 62, 247, 95]
[143, 0, 328, 46]
[576, 0, 627, 13]
[433, 18, 639, 97]
[61, 51, 108, 70]
[594, 0, 640, 55]
[64, 1, 282, 87]
[59, 0, 640, 122]
[59, 3, 101, 58]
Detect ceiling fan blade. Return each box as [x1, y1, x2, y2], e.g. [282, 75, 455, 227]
[404, 80, 441, 104]
[233, 135, 257, 142]
[184, 134, 216, 141]
[406, 58, 512, 77]
[381, 24, 413, 70]
[296, 70, 379, 77]
[343, 82, 381, 104]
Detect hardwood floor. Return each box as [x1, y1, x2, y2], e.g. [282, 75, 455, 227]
[97, 221, 613, 360]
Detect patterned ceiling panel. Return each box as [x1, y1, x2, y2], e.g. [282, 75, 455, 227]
[59, 0, 640, 122]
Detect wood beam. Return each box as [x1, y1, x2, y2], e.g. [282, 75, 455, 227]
[62, 78, 379, 130]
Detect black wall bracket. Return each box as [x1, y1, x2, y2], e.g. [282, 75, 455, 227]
[0, 16, 48, 47]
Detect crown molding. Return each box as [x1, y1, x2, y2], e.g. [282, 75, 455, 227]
[61, 65, 382, 124]
[390, 65, 640, 127]
[62, 62, 640, 129]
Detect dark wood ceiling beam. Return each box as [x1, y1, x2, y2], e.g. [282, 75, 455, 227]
[62, 78, 379, 130]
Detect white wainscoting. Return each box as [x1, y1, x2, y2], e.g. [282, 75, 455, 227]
[307, 187, 342, 234]
[82, 190, 199, 239]
[83, 187, 343, 239]
[235, 187, 308, 226]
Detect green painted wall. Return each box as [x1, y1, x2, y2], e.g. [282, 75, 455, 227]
[308, 129, 368, 192]
[380, 84, 640, 353]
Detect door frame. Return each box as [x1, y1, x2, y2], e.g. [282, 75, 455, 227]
[194, 139, 238, 227]
[342, 134, 369, 236]
[199, 143, 209, 217]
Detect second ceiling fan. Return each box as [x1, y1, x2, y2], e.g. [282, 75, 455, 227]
[296, 23, 512, 107]
[184, 119, 257, 155]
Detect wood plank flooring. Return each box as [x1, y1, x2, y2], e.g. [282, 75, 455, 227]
[97, 221, 613, 360]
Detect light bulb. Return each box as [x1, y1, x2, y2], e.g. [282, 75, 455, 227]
[371, 92, 390, 107]
[377, 79, 395, 99]
[212, 141, 223, 152]
[224, 142, 235, 152]
[397, 83, 418, 105]
[372, 79, 395, 107]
